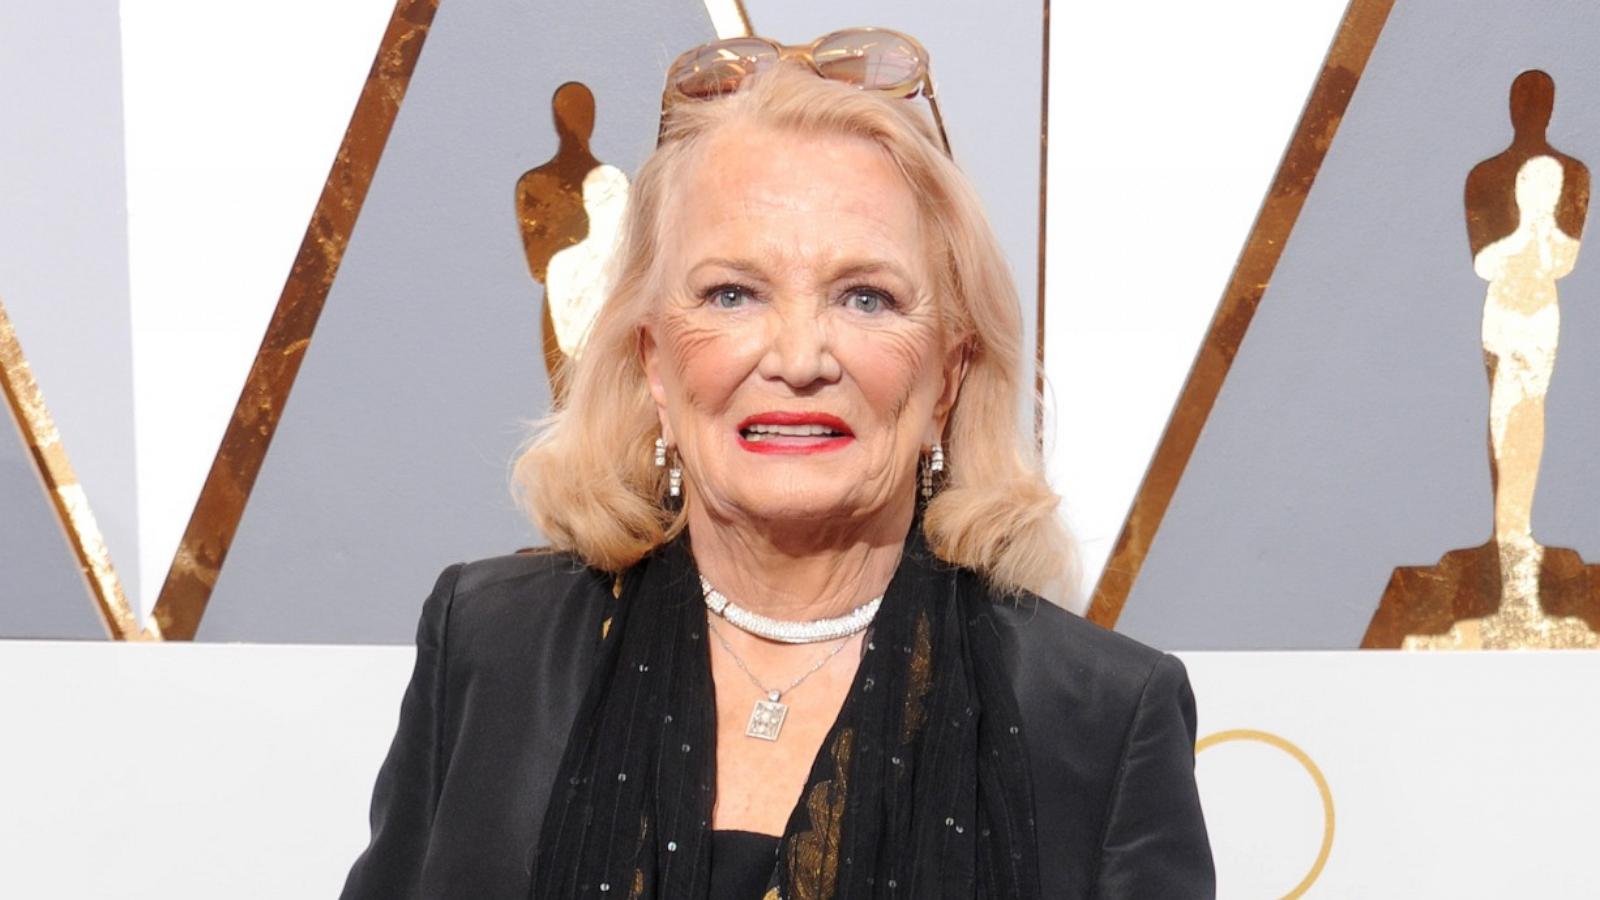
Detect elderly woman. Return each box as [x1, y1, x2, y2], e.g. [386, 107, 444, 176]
[344, 29, 1212, 900]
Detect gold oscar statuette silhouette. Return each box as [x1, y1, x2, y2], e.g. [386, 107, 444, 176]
[1364, 70, 1600, 649]
[515, 81, 629, 400]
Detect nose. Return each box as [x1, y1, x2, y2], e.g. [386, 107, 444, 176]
[758, 301, 842, 389]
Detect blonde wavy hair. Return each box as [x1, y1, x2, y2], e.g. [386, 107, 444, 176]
[514, 64, 1071, 597]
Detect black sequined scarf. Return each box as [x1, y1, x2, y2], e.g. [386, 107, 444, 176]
[530, 526, 1039, 899]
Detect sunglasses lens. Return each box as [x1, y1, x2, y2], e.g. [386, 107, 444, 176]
[673, 39, 780, 99]
[812, 30, 925, 95]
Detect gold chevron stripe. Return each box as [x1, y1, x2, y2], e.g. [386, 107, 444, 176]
[0, 297, 153, 640]
[1088, 0, 1398, 626]
[148, 0, 442, 639]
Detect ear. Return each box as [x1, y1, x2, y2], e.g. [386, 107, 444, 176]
[638, 322, 675, 443]
[930, 337, 970, 440]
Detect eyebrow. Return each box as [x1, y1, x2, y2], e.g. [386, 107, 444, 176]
[829, 260, 915, 285]
[688, 258, 767, 280]
[687, 257, 916, 285]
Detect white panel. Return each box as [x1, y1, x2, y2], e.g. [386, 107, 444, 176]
[119, 0, 398, 618]
[1185, 650, 1600, 897]
[4, 644, 1595, 896]
[1043, 1, 1350, 604]
[0, 642, 410, 898]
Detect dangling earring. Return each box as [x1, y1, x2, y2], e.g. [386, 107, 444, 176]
[655, 435, 683, 499]
[921, 441, 945, 499]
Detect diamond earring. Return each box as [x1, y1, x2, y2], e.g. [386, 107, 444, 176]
[921, 441, 945, 499]
[656, 435, 682, 498]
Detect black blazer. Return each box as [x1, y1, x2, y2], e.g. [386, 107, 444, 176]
[342, 553, 1215, 899]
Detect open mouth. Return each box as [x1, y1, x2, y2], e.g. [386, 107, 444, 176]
[736, 414, 854, 453]
[739, 423, 849, 442]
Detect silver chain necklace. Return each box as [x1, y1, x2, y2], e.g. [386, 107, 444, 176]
[700, 575, 882, 644]
[706, 616, 853, 741]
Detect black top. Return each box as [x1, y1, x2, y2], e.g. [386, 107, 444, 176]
[711, 830, 781, 898]
[341, 552, 1215, 898]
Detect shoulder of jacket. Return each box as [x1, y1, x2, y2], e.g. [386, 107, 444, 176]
[434, 550, 614, 638]
[978, 583, 1173, 699]
[452, 549, 605, 596]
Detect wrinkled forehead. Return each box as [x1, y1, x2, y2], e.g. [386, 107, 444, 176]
[654, 123, 939, 283]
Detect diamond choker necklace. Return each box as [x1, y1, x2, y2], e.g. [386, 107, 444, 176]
[699, 575, 881, 644]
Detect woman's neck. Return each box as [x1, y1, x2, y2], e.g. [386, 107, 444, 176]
[685, 505, 911, 623]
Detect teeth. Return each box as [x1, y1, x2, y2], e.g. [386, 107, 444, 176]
[743, 423, 843, 438]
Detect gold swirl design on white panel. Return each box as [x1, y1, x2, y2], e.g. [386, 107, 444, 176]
[1197, 729, 1334, 899]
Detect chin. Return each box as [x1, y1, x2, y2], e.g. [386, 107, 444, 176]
[732, 486, 894, 530]
[746, 499, 853, 523]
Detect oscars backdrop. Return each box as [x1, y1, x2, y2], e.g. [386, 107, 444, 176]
[0, 0, 1046, 644]
[1095, 0, 1600, 652]
[11, 2, 1600, 897]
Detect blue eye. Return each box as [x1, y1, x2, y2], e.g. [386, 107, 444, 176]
[707, 285, 752, 309]
[844, 287, 893, 314]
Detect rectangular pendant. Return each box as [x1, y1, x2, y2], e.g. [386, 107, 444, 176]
[745, 699, 788, 741]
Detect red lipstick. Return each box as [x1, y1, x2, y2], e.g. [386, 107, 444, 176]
[736, 412, 855, 455]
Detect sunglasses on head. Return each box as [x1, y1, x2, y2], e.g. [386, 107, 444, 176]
[660, 26, 951, 156]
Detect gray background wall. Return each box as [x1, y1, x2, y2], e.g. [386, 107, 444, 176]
[0, 1, 137, 638]
[1120, 0, 1600, 649]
